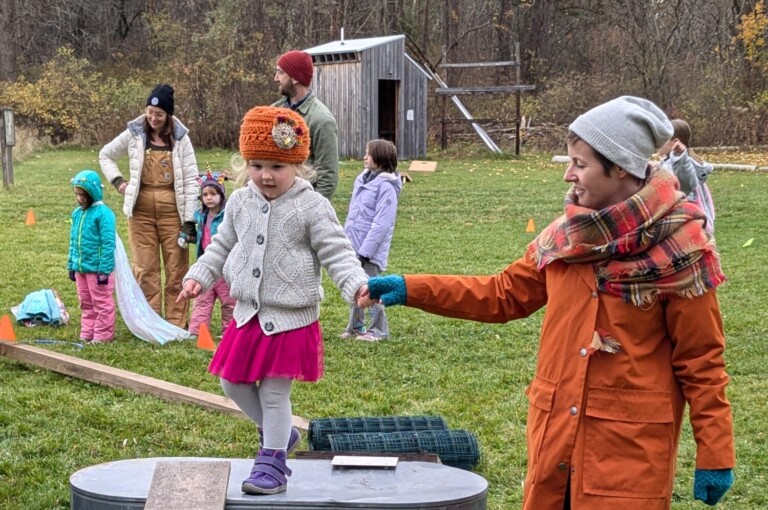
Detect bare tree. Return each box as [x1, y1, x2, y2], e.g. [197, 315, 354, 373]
[0, 0, 18, 81]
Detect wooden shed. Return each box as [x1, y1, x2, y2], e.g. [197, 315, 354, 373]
[304, 35, 430, 160]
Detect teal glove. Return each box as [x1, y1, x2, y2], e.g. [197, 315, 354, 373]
[368, 275, 406, 306]
[694, 468, 733, 506]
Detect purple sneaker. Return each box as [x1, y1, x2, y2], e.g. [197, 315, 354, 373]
[242, 449, 292, 495]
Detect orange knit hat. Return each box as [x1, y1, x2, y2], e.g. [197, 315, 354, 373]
[239, 106, 310, 163]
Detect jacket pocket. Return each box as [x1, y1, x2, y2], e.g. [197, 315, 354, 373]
[582, 387, 674, 498]
[524, 375, 557, 485]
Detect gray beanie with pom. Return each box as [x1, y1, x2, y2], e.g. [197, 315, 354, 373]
[569, 96, 673, 179]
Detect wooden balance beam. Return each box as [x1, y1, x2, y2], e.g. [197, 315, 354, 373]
[0, 341, 309, 430]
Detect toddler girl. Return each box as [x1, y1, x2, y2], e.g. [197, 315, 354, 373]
[177, 106, 369, 495]
[188, 172, 236, 336]
[67, 170, 117, 343]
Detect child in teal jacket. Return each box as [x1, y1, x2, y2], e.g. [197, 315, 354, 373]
[67, 170, 117, 343]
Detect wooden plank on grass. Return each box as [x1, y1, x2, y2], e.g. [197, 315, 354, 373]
[0, 341, 309, 430]
[145, 460, 230, 510]
[408, 161, 437, 172]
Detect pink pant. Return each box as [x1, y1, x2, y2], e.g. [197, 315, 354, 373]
[75, 272, 116, 341]
[188, 278, 236, 335]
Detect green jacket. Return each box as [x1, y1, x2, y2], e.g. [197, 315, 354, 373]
[68, 170, 116, 274]
[273, 92, 339, 200]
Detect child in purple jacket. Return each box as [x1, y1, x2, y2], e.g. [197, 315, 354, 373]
[342, 139, 401, 341]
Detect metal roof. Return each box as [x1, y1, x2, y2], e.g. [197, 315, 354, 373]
[304, 35, 405, 55]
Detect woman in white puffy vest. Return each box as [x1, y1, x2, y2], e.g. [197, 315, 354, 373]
[99, 84, 199, 328]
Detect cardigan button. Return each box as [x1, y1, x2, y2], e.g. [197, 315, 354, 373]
[558, 463, 567, 471]
[591, 291, 598, 298]
[262, 203, 269, 213]
[256, 234, 265, 244]
[569, 406, 578, 416]
[264, 322, 274, 332]
[252, 268, 261, 278]
[579, 348, 587, 357]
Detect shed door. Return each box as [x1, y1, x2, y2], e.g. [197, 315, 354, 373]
[378, 79, 399, 145]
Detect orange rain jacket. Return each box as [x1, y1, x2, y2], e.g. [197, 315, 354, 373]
[403, 251, 734, 510]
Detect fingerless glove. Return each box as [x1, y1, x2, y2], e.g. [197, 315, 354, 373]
[367, 275, 407, 306]
[694, 468, 734, 506]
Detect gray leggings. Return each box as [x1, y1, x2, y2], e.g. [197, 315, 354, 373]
[220, 377, 293, 450]
[344, 260, 389, 338]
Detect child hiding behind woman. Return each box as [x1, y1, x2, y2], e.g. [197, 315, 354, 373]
[187, 171, 236, 337]
[658, 118, 716, 233]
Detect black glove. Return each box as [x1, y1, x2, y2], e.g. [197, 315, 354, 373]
[97, 273, 109, 285]
[68, 270, 76, 282]
[181, 221, 197, 244]
[358, 255, 371, 266]
[111, 176, 127, 192]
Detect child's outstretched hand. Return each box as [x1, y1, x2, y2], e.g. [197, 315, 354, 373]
[176, 279, 202, 302]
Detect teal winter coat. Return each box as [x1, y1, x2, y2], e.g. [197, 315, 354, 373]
[67, 170, 117, 274]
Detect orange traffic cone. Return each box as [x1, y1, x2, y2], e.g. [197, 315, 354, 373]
[197, 323, 216, 351]
[0, 314, 16, 342]
[525, 218, 536, 233]
[25, 209, 36, 226]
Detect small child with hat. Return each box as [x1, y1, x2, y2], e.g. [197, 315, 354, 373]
[177, 106, 369, 495]
[187, 171, 235, 337]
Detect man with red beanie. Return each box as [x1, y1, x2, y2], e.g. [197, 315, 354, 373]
[272, 50, 339, 201]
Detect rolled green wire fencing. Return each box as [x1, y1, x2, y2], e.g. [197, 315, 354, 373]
[327, 429, 481, 471]
[308, 415, 449, 452]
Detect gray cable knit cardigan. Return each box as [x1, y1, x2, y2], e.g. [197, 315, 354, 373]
[183, 177, 368, 335]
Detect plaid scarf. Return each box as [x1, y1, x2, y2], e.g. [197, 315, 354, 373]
[528, 168, 725, 306]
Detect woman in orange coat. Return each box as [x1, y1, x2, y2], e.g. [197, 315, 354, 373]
[363, 97, 734, 509]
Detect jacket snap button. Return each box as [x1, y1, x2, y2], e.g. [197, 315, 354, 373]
[579, 348, 587, 357]
[252, 268, 261, 278]
[591, 291, 598, 298]
[558, 463, 567, 471]
[264, 322, 274, 332]
[570, 406, 578, 416]
[256, 234, 264, 244]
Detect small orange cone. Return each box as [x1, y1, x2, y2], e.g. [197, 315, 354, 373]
[197, 323, 216, 351]
[525, 218, 536, 233]
[0, 315, 16, 342]
[25, 209, 36, 226]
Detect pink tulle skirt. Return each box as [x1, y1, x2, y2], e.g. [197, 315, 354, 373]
[208, 316, 323, 384]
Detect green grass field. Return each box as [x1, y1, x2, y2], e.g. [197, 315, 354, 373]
[0, 148, 766, 509]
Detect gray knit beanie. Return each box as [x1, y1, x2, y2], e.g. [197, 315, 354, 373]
[568, 96, 673, 179]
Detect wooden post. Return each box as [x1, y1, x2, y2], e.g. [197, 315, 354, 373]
[441, 44, 448, 150]
[514, 43, 521, 156]
[441, 95, 447, 150]
[0, 110, 13, 188]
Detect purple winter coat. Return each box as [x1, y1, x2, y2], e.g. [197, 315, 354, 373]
[344, 169, 402, 271]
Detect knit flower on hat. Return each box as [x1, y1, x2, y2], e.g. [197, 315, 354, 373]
[272, 115, 304, 150]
